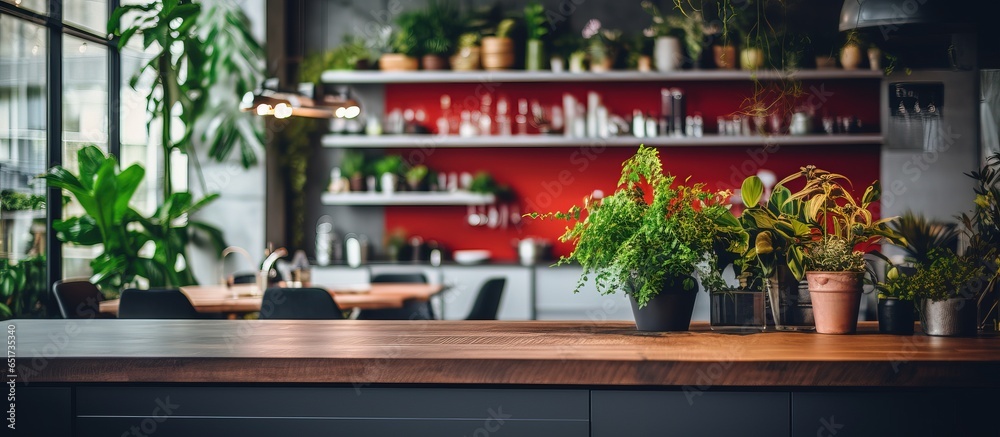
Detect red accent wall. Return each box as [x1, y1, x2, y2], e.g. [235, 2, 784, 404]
[382, 80, 882, 261]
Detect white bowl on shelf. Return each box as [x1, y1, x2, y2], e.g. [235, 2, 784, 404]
[453, 250, 491, 265]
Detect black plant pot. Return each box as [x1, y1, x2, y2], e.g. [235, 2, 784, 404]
[628, 281, 699, 332]
[878, 298, 915, 335]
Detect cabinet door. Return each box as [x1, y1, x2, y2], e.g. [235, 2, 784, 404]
[76, 387, 589, 437]
[7, 386, 72, 437]
[792, 390, 995, 437]
[592, 390, 790, 437]
[440, 266, 531, 320]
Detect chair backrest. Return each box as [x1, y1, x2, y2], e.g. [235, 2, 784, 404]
[52, 279, 104, 319]
[371, 272, 428, 284]
[118, 289, 198, 319]
[466, 278, 506, 320]
[259, 288, 344, 320]
[231, 272, 257, 285]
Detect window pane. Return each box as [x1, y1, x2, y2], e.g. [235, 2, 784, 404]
[62, 34, 108, 278]
[1, 0, 48, 16]
[120, 37, 161, 216]
[63, 0, 108, 36]
[0, 15, 48, 318]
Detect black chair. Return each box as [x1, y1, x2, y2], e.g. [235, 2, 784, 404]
[118, 289, 199, 319]
[258, 288, 344, 320]
[465, 278, 506, 320]
[231, 272, 257, 285]
[52, 279, 111, 319]
[357, 272, 433, 321]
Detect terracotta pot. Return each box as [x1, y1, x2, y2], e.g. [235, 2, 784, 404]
[840, 44, 862, 70]
[590, 57, 613, 73]
[349, 174, 365, 192]
[815, 55, 837, 70]
[740, 47, 764, 70]
[637, 55, 652, 72]
[481, 37, 514, 70]
[451, 46, 481, 71]
[421, 54, 448, 71]
[806, 271, 863, 334]
[379, 54, 418, 71]
[627, 279, 699, 332]
[713, 45, 737, 69]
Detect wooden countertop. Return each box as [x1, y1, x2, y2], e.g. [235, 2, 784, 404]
[9, 320, 1000, 387]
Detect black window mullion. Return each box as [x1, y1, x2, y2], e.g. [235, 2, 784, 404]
[107, 0, 120, 157]
[45, 0, 64, 314]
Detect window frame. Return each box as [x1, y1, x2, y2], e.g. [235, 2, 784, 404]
[0, 0, 121, 302]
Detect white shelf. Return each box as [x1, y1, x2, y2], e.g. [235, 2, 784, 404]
[321, 134, 884, 149]
[321, 69, 883, 84]
[321, 191, 496, 206]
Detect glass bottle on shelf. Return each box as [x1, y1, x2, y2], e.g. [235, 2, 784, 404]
[437, 95, 454, 135]
[459, 110, 478, 137]
[516, 98, 529, 135]
[479, 94, 493, 136]
[496, 95, 512, 136]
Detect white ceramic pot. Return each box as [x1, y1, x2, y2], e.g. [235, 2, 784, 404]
[654, 36, 683, 72]
[380, 173, 397, 195]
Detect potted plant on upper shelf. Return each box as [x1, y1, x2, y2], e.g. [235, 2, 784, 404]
[737, 175, 815, 330]
[523, 1, 548, 71]
[412, 1, 462, 71]
[374, 155, 405, 196]
[583, 19, 621, 72]
[383, 11, 421, 71]
[341, 151, 367, 192]
[779, 166, 900, 334]
[641, 1, 683, 72]
[452, 33, 482, 71]
[529, 145, 741, 331]
[840, 30, 864, 70]
[405, 165, 429, 192]
[482, 18, 516, 70]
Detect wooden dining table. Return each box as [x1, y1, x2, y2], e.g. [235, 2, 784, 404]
[99, 283, 447, 318]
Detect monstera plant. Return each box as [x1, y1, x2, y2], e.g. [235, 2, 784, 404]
[42, 146, 224, 293]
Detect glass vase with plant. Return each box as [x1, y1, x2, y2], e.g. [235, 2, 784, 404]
[524, 1, 548, 71]
[779, 165, 900, 334]
[529, 145, 742, 331]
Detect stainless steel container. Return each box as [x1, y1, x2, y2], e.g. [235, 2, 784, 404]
[922, 297, 978, 336]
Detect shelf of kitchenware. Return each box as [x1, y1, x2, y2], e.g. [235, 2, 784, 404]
[321, 133, 884, 149]
[320, 191, 496, 206]
[320, 69, 884, 84]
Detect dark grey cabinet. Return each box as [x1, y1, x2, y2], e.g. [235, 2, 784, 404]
[3, 386, 72, 437]
[591, 390, 791, 437]
[75, 387, 590, 437]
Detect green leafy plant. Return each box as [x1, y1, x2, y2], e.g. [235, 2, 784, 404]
[529, 145, 740, 307]
[960, 153, 1000, 327]
[374, 155, 405, 176]
[394, 2, 463, 57]
[808, 236, 865, 272]
[641, 1, 680, 38]
[495, 19, 516, 39]
[906, 250, 987, 302]
[889, 211, 959, 266]
[0, 256, 47, 319]
[458, 33, 480, 49]
[109, 0, 266, 187]
[341, 151, 367, 180]
[778, 165, 900, 279]
[876, 264, 916, 301]
[524, 2, 548, 41]
[405, 165, 429, 188]
[737, 175, 813, 280]
[0, 190, 45, 211]
[41, 146, 223, 292]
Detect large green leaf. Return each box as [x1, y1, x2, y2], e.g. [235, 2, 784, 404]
[114, 164, 145, 222]
[741, 176, 765, 208]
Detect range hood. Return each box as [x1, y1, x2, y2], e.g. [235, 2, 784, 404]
[839, 0, 976, 33]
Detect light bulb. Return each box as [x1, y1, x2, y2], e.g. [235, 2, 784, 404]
[79, 43, 87, 53]
[344, 106, 361, 119]
[256, 104, 271, 116]
[274, 103, 292, 119]
[334, 107, 346, 118]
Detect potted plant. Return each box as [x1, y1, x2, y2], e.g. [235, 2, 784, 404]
[482, 18, 516, 70]
[729, 0, 767, 70]
[523, 1, 548, 71]
[0, 256, 47, 319]
[737, 175, 815, 331]
[382, 11, 420, 71]
[779, 166, 900, 334]
[414, 2, 462, 71]
[583, 19, 620, 72]
[875, 265, 917, 335]
[666, 5, 705, 69]
[840, 30, 864, 70]
[911, 250, 986, 337]
[405, 165, 429, 192]
[529, 145, 739, 331]
[624, 33, 653, 72]
[641, 1, 683, 72]
[889, 211, 960, 267]
[374, 155, 405, 195]
[959, 153, 1000, 330]
[451, 33, 482, 71]
[341, 151, 367, 192]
